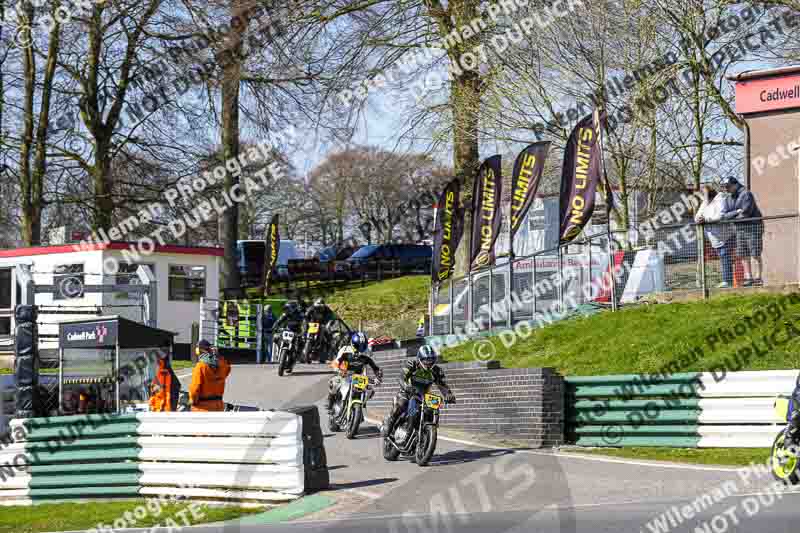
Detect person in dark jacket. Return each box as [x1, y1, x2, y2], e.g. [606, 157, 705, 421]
[719, 177, 764, 286]
[260, 306, 276, 364]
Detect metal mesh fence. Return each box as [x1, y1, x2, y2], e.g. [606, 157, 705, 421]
[429, 216, 798, 337]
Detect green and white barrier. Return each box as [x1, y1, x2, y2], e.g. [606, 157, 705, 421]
[0, 411, 304, 505]
[566, 370, 797, 448]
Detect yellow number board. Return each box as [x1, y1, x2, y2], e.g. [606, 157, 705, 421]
[308, 322, 320, 334]
[352, 375, 369, 390]
[425, 394, 442, 410]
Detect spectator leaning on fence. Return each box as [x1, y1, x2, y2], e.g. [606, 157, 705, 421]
[719, 176, 764, 287]
[696, 181, 735, 288]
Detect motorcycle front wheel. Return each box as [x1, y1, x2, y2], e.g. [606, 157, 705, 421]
[277, 348, 287, 377]
[383, 437, 400, 461]
[415, 425, 438, 467]
[346, 405, 363, 439]
[771, 430, 799, 484]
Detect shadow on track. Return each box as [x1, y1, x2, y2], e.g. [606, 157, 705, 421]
[425, 448, 515, 466]
[329, 478, 399, 491]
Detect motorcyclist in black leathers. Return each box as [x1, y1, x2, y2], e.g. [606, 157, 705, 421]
[326, 332, 383, 413]
[304, 298, 337, 363]
[273, 301, 305, 339]
[381, 345, 455, 438]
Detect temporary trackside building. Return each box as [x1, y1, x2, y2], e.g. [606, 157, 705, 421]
[0, 242, 222, 366]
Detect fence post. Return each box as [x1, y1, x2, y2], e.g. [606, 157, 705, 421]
[467, 271, 473, 328]
[448, 279, 454, 336]
[531, 256, 537, 321]
[607, 233, 618, 312]
[488, 268, 494, 331]
[699, 226, 708, 299]
[588, 240, 593, 303]
[507, 260, 513, 329]
[557, 246, 564, 314]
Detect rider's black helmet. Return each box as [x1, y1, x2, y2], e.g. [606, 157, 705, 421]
[417, 345, 437, 369]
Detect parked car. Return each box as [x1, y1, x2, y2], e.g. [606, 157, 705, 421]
[316, 245, 361, 280]
[338, 244, 432, 278]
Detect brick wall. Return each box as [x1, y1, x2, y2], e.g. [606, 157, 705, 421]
[367, 348, 564, 448]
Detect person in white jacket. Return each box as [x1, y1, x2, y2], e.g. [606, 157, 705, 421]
[695, 183, 734, 287]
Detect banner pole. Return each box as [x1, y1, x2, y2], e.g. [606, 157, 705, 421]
[507, 206, 514, 329]
[597, 111, 618, 312]
[429, 282, 436, 336]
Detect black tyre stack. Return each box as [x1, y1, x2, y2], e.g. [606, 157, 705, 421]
[14, 305, 40, 418]
[282, 405, 330, 492]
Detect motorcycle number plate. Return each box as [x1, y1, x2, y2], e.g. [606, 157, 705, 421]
[283, 331, 295, 341]
[352, 375, 369, 390]
[425, 394, 442, 410]
[308, 322, 320, 334]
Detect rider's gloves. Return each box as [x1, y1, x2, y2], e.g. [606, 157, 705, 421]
[446, 392, 456, 404]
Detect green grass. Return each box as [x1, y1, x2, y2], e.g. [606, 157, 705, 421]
[0, 500, 265, 533]
[171, 360, 195, 370]
[442, 292, 800, 374]
[564, 447, 771, 467]
[328, 276, 430, 339]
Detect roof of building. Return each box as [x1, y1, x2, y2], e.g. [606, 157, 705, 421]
[0, 241, 224, 258]
[727, 65, 800, 82]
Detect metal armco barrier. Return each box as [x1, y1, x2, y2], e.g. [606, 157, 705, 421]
[0, 411, 311, 505]
[565, 370, 797, 448]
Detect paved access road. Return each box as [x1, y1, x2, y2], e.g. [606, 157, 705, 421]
[176, 363, 799, 533]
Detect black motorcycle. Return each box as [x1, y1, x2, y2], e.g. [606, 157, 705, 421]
[276, 327, 301, 377]
[383, 392, 451, 466]
[302, 320, 330, 364]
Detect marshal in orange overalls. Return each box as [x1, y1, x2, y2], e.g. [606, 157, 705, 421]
[189, 354, 231, 412]
[148, 357, 181, 412]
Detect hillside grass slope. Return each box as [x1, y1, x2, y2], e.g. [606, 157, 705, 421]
[443, 292, 800, 375]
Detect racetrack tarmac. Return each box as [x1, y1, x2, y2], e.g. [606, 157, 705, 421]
[175, 363, 799, 532]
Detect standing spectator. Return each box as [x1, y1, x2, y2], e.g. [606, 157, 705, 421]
[260, 306, 276, 364]
[719, 177, 764, 286]
[695, 182, 734, 288]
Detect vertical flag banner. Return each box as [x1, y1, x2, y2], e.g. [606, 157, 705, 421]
[470, 155, 503, 270]
[431, 178, 464, 283]
[558, 111, 607, 243]
[263, 214, 280, 295]
[510, 141, 551, 244]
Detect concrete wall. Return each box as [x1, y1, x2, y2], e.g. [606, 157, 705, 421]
[369, 348, 564, 448]
[746, 110, 800, 285]
[0, 250, 221, 359]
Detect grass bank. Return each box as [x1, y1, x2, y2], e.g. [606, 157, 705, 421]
[442, 292, 800, 375]
[563, 447, 770, 467]
[328, 276, 430, 339]
[0, 500, 264, 533]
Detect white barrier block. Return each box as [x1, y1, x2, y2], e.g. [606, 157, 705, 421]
[137, 435, 302, 466]
[138, 462, 303, 493]
[698, 398, 785, 424]
[698, 425, 779, 448]
[136, 411, 301, 438]
[698, 370, 797, 398]
[139, 486, 299, 502]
